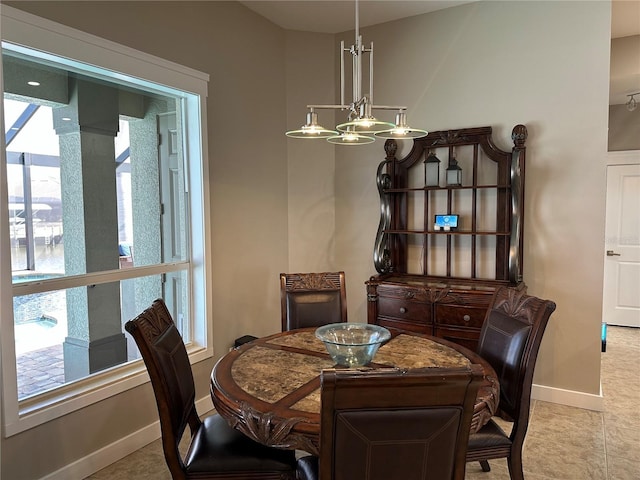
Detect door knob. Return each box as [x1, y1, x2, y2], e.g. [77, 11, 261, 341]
[606, 250, 621, 256]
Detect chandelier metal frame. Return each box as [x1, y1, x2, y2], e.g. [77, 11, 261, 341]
[285, 0, 427, 145]
[626, 92, 639, 112]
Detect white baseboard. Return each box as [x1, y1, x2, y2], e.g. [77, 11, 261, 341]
[531, 383, 604, 411]
[40, 396, 213, 480]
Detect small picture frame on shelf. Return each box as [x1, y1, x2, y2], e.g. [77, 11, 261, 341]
[434, 214, 459, 231]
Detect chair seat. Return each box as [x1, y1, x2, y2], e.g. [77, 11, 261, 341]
[295, 455, 319, 480]
[185, 414, 296, 475]
[467, 418, 512, 451]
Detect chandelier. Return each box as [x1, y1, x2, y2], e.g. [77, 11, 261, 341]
[285, 0, 428, 145]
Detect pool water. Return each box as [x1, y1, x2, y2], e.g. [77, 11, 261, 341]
[12, 268, 68, 355]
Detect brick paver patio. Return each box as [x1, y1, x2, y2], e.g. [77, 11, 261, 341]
[16, 345, 65, 399]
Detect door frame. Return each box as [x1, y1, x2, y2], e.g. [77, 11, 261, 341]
[603, 150, 640, 327]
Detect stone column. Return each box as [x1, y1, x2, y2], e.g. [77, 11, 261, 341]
[54, 77, 127, 381]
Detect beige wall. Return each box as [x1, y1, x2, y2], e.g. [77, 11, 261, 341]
[1, 0, 613, 478]
[609, 103, 640, 150]
[610, 34, 640, 104]
[330, 1, 610, 397]
[285, 30, 339, 272]
[2, 1, 290, 479]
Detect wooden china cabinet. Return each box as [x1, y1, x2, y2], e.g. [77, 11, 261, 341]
[366, 125, 528, 351]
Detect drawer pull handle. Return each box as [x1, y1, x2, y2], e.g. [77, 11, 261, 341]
[463, 314, 471, 322]
[400, 307, 407, 314]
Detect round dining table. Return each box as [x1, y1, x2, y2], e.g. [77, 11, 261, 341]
[210, 327, 499, 456]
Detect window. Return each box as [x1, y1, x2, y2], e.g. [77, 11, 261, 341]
[1, 6, 210, 435]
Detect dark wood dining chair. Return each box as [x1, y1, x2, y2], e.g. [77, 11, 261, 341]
[280, 271, 347, 331]
[124, 299, 296, 480]
[466, 287, 556, 480]
[297, 365, 485, 480]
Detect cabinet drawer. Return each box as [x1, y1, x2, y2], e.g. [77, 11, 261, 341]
[378, 297, 431, 324]
[376, 318, 432, 335]
[435, 304, 486, 329]
[439, 290, 494, 308]
[376, 285, 432, 303]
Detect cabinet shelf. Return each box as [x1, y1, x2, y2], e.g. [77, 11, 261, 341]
[369, 125, 528, 350]
[384, 230, 511, 236]
[384, 183, 510, 193]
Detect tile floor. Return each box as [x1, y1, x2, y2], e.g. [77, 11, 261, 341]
[85, 326, 640, 479]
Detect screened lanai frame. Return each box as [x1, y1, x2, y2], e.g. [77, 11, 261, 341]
[0, 6, 212, 436]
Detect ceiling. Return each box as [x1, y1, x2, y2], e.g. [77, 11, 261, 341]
[240, 1, 639, 38]
[240, 1, 473, 34]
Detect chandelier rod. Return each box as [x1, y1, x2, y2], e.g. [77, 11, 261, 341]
[354, 0, 361, 103]
[305, 0, 408, 114]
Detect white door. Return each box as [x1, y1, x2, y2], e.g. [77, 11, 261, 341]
[157, 112, 184, 330]
[603, 163, 640, 327]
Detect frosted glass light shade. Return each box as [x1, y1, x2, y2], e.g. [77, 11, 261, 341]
[336, 116, 394, 134]
[375, 127, 429, 139]
[376, 111, 428, 139]
[327, 130, 375, 145]
[286, 111, 337, 139]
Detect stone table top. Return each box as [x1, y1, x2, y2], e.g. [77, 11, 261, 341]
[211, 328, 499, 455]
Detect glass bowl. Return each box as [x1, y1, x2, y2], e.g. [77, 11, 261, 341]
[315, 323, 391, 367]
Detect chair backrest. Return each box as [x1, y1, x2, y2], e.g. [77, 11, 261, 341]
[318, 366, 484, 480]
[280, 271, 347, 331]
[477, 287, 556, 433]
[124, 298, 198, 478]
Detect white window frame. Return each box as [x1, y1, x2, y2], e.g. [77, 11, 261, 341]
[0, 5, 212, 436]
